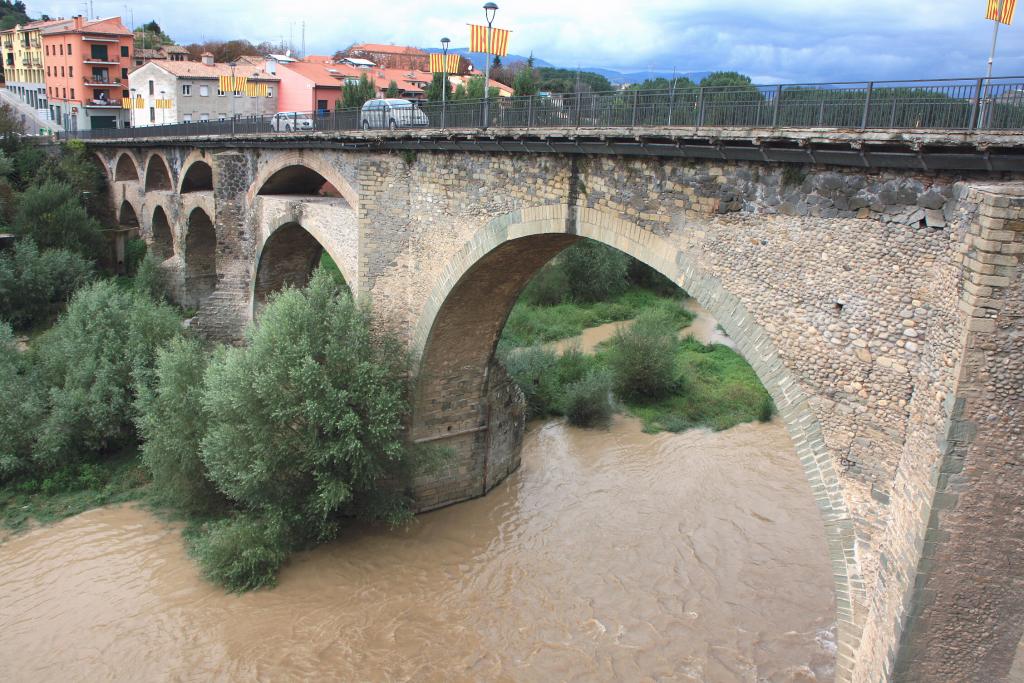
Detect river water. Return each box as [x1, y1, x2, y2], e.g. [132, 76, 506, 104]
[0, 413, 835, 682]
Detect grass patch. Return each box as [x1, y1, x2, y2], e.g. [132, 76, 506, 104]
[615, 337, 774, 433]
[500, 286, 693, 349]
[0, 448, 150, 534]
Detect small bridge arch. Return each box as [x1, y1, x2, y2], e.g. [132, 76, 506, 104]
[149, 205, 174, 260]
[180, 158, 214, 193]
[117, 199, 139, 227]
[114, 152, 140, 182]
[248, 157, 358, 208]
[183, 207, 217, 308]
[144, 153, 173, 192]
[253, 221, 351, 315]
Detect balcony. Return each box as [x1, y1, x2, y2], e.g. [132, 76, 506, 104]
[84, 76, 121, 87]
[83, 58, 119, 66]
[85, 98, 122, 108]
[2, 41, 11, 49]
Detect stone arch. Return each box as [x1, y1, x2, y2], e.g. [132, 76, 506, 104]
[247, 156, 358, 208]
[150, 205, 174, 259]
[180, 159, 214, 193]
[252, 221, 349, 315]
[114, 152, 140, 182]
[183, 208, 217, 308]
[411, 204, 862, 668]
[118, 200, 139, 227]
[144, 153, 173, 192]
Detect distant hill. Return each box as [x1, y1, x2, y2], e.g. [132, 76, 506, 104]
[418, 48, 709, 86]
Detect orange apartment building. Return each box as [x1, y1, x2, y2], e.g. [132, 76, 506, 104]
[42, 16, 133, 131]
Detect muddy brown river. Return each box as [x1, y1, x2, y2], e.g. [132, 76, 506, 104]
[0, 414, 835, 682]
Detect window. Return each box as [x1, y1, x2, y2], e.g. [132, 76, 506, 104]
[267, 87, 273, 97]
[122, 89, 129, 98]
[66, 43, 71, 55]
[183, 113, 192, 122]
[198, 85, 208, 97]
[182, 84, 192, 96]
[316, 99, 328, 111]
[70, 88, 74, 99]
[121, 67, 127, 79]
[44, 45, 48, 55]
[217, 88, 225, 96]
[148, 80, 154, 95]
[150, 107, 155, 123]
[60, 66, 64, 76]
[46, 66, 50, 76]
[58, 44, 62, 55]
[62, 87, 66, 98]
[199, 113, 209, 121]
[68, 66, 72, 77]
[120, 45, 129, 57]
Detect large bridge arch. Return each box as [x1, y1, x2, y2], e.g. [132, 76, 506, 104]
[247, 155, 358, 208]
[183, 207, 218, 308]
[252, 221, 351, 315]
[410, 203, 862, 667]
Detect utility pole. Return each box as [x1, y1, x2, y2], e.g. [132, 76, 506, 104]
[301, 21, 305, 59]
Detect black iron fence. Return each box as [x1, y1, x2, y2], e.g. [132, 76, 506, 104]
[64, 76, 1024, 141]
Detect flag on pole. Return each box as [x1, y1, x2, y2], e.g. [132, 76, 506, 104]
[218, 75, 249, 93]
[987, 0, 1017, 24]
[429, 53, 461, 73]
[121, 95, 145, 109]
[155, 98, 173, 109]
[468, 24, 511, 56]
[245, 82, 268, 97]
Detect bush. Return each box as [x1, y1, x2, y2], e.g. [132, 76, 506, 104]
[135, 337, 224, 515]
[520, 262, 569, 306]
[560, 240, 629, 303]
[132, 253, 167, 302]
[200, 268, 413, 547]
[12, 180, 106, 259]
[0, 323, 46, 481]
[501, 346, 563, 418]
[606, 309, 680, 402]
[125, 238, 147, 276]
[187, 512, 293, 592]
[0, 241, 93, 330]
[563, 369, 614, 427]
[30, 280, 182, 470]
[626, 257, 679, 296]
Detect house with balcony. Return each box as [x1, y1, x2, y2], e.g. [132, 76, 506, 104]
[128, 53, 278, 126]
[1, 18, 74, 112]
[41, 15, 134, 130]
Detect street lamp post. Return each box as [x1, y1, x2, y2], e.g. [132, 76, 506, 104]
[129, 87, 136, 128]
[160, 89, 166, 125]
[229, 61, 237, 135]
[441, 37, 450, 129]
[482, 2, 498, 129]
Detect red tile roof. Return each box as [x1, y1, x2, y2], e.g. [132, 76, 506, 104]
[42, 16, 132, 37]
[139, 58, 278, 81]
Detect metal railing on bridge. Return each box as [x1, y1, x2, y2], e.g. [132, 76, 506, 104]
[63, 76, 1024, 141]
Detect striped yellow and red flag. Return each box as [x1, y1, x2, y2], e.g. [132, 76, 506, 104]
[245, 81, 268, 97]
[218, 75, 249, 93]
[121, 95, 145, 109]
[155, 98, 173, 109]
[429, 53, 461, 73]
[468, 24, 511, 56]
[987, 0, 1017, 24]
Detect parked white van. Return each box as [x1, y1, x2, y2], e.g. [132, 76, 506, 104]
[360, 99, 429, 130]
[271, 112, 314, 132]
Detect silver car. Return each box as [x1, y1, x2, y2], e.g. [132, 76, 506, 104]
[361, 98, 428, 130]
[271, 112, 314, 132]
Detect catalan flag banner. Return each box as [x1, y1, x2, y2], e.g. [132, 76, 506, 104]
[245, 82, 268, 97]
[155, 98, 173, 109]
[429, 53, 461, 73]
[987, 0, 1017, 24]
[121, 95, 145, 109]
[468, 24, 511, 56]
[218, 75, 249, 93]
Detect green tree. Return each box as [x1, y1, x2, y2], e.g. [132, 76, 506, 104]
[511, 62, 539, 97]
[606, 309, 680, 403]
[342, 73, 377, 109]
[0, 241, 93, 330]
[12, 180, 106, 259]
[0, 322, 46, 481]
[135, 337, 225, 515]
[30, 280, 182, 471]
[535, 67, 612, 94]
[465, 76, 499, 100]
[560, 240, 629, 303]
[699, 71, 754, 89]
[698, 71, 764, 126]
[385, 80, 400, 98]
[425, 73, 452, 102]
[199, 268, 414, 553]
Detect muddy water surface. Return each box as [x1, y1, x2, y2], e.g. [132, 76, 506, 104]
[0, 417, 835, 682]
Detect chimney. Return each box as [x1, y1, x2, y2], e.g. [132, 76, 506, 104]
[201, 52, 214, 66]
[73, 15, 83, 29]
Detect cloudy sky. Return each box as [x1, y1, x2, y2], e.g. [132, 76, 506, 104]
[31, 0, 1024, 82]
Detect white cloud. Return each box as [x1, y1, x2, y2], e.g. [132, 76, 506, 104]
[34, 0, 1024, 81]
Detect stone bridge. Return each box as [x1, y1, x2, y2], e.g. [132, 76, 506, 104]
[88, 127, 1024, 682]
